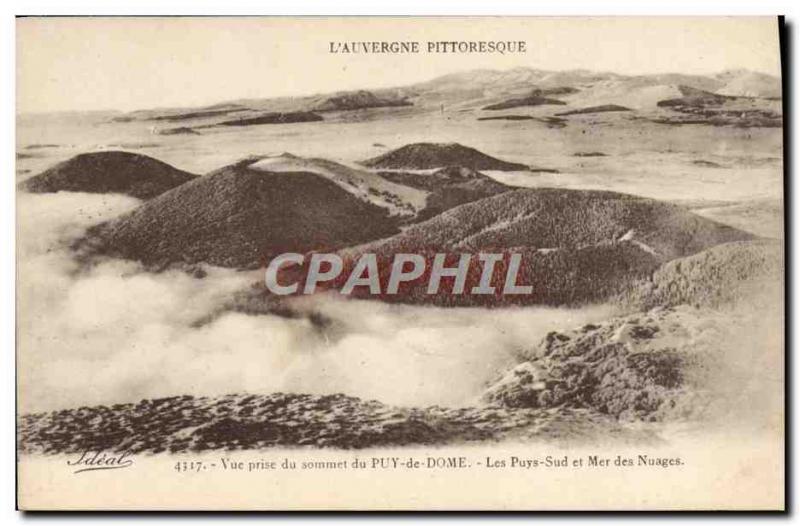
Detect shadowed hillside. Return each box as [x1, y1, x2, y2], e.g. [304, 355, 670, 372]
[377, 166, 513, 220]
[248, 153, 426, 217]
[261, 188, 755, 307]
[79, 158, 400, 269]
[348, 188, 753, 259]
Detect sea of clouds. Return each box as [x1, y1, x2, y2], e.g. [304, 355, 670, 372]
[17, 191, 617, 413]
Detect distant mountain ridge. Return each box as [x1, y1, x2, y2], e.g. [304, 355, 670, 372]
[312, 90, 412, 112]
[108, 67, 780, 124]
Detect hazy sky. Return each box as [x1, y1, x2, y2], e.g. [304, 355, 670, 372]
[17, 17, 781, 113]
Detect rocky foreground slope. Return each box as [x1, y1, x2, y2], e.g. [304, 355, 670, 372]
[483, 305, 724, 421]
[482, 239, 783, 423]
[622, 239, 783, 310]
[19, 151, 197, 199]
[18, 393, 650, 455]
[20, 298, 776, 454]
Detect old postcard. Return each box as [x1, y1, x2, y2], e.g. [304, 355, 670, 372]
[16, 16, 784, 510]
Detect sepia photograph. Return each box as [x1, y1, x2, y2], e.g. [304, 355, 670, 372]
[14, 16, 785, 510]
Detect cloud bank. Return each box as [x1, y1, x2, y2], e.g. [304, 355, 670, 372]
[18, 191, 615, 413]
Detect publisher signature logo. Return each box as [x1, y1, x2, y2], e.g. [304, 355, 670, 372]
[66, 450, 134, 474]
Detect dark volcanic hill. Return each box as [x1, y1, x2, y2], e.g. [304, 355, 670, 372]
[151, 108, 247, 122]
[477, 115, 535, 121]
[19, 151, 197, 199]
[215, 111, 323, 126]
[531, 86, 580, 97]
[352, 188, 753, 259]
[111, 104, 250, 123]
[556, 104, 632, 116]
[313, 90, 412, 112]
[482, 95, 567, 111]
[378, 165, 500, 190]
[320, 189, 754, 306]
[80, 158, 400, 269]
[656, 85, 735, 108]
[157, 126, 201, 136]
[652, 85, 781, 128]
[361, 143, 529, 171]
